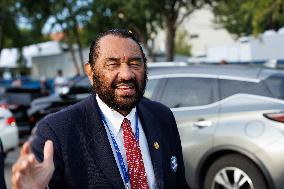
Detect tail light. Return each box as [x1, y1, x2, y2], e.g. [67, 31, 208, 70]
[264, 112, 284, 123]
[0, 104, 9, 109]
[6, 116, 16, 126]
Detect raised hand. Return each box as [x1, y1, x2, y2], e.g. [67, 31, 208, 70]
[12, 140, 55, 189]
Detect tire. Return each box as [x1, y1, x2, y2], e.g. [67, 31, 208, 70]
[204, 154, 267, 189]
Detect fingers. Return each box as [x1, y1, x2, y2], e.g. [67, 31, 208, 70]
[20, 141, 31, 156]
[11, 172, 21, 189]
[43, 140, 54, 168]
[12, 140, 54, 189]
[13, 142, 34, 175]
[11, 157, 32, 189]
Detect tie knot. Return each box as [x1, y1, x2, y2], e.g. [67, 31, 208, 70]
[122, 118, 131, 130]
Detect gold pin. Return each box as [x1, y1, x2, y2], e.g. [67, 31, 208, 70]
[154, 142, 159, 150]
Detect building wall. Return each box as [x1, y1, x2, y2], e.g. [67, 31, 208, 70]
[182, 7, 235, 56]
[250, 32, 284, 60]
[31, 48, 89, 79]
[153, 6, 235, 57]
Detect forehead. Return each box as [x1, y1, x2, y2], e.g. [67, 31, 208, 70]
[97, 35, 143, 59]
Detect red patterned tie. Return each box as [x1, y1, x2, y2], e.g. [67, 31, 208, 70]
[122, 118, 149, 189]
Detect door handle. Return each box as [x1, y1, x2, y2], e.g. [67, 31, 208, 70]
[193, 120, 212, 128]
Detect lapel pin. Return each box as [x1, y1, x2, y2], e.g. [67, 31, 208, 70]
[153, 142, 159, 150]
[170, 155, 178, 172]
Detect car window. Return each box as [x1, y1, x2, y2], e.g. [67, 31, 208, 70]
[159, 77, 218, 108]
[144, 79, 160, 99]
[220, 79, 273, 99]
[263, 74, 284, 100]
[73, 77, 91, 87]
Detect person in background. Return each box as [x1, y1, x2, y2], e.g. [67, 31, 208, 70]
[53, 69, 68, 94]
[39, 76, 51, 96]
[11, 79, 22, 87]
[11, 29, 190, 189]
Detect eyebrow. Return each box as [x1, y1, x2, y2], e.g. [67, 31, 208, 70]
[106, 57, 120, 61]
[105, 57, 142, 62]
[128, 57, 142, 62]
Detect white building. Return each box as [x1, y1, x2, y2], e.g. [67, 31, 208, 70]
[153, 6, 235, 57]
[206, 29, 284, 63]
[0, 41, 63, 68]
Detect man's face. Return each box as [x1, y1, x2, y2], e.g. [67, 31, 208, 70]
[91, 35, 147, 114]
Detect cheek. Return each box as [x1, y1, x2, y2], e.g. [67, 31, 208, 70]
[98, 72, 116, 86]
[134, 70, 145, 83]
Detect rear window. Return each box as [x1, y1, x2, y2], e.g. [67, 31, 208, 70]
[263, 74, 284, 100]
[4, 87, 41, 105]
[220, 79, 273, 99]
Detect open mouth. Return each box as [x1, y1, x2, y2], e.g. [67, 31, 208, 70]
[115, 84, 136, 96]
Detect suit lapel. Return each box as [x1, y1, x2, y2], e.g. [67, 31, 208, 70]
[138, 102, 165, 189]
[83, 95, 124, 189]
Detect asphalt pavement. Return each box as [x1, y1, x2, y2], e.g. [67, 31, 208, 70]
[4, 137, 27, 189]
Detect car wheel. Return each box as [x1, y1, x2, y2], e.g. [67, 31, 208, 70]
[204, 154, 267, 189]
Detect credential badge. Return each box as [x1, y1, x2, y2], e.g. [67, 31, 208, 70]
[170, 155, 178, 172]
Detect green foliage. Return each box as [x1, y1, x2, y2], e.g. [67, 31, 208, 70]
[213, 0, 284, 37]
[175, 29, 191, 56]
[1, 0, 209, 64]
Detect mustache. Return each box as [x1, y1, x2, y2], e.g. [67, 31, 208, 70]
[111, 78, 139, 89]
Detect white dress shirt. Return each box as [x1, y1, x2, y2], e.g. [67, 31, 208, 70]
[96, 95, 157, 189]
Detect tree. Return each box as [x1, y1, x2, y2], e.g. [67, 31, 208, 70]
[160, 0, 211, 61]
[212, 0, 284, 37]
[84, 0, 162, 61]
[0, 0, 49, 73]
[20, 0, 92, 74]
[252, 0, 284, 34]
[175, 29, 191, 56]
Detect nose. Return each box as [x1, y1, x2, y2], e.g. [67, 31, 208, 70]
[118, 63, 134, 80]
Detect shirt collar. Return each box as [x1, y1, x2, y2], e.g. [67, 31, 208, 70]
[96, 95, 136, 137]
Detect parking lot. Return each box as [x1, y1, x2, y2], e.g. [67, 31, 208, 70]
[4, 139, 25, 189]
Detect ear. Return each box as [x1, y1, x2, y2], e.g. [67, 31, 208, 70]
[84, 63, 94, 85]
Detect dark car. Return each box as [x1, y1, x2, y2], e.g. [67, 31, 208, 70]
[0, 87, 42, 136]
[28, 76, 91, 125]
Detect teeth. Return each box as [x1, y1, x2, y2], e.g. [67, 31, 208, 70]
[116, 85, 134, 89]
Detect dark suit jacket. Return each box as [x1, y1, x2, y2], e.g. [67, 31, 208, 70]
[0, 139, 6, 189]
[32, 94, 189, 189]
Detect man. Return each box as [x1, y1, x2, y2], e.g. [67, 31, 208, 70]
[54, 69, 68, 94]
[12, 29, 189, 189]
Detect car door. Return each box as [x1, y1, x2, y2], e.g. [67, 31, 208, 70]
[156, 76, 220, 186]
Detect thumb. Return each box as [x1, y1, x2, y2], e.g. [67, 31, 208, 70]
[43, 140, 54, 167]
[20, 141, 31, 156]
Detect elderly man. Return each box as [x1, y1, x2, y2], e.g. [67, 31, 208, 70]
[12, 29, 189, 189]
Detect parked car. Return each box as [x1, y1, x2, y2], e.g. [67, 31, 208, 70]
[144, 64, 284, 189]
[28, 76, 91, 125]
[0, 87, 42, 136]
[0, 107, 19, 157]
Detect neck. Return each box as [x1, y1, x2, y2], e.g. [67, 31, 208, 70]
[117, 109, 131, 117]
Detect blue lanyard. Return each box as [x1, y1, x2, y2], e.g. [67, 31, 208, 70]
[97, 107, 139, 188]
